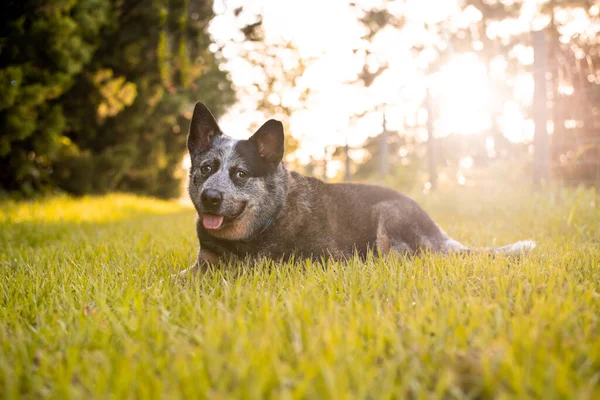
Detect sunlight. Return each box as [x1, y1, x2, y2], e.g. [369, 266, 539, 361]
[182, 154, 191, 170]
[501, 101, 534, 142]
[433, 53, 491, 136]
[459, 156, 474, 169]
[206, 0, 600, 164]
[210, 2, 546, 158]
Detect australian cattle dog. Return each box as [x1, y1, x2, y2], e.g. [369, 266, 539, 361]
[181, 102, 535, 274]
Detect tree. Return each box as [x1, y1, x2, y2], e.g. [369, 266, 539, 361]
[0, 0, 112, 195]
[463, 0, 600, 186]
[0, 0, 234, 198]
[210, 7, 311, 169]
[56, 0, 234, 198]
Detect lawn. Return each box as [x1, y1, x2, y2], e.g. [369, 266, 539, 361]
[1, 186, 599, 399]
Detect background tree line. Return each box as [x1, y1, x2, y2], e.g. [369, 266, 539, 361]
[3, 0, 599, 198]
[0, 0, 234, 198]
[326, 0, 600, 189]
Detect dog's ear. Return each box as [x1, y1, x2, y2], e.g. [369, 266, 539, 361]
[249, 119, 285, 166]
[187, 102, 222, 153]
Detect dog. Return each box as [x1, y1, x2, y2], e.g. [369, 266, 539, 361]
[180, 102, 535, 275]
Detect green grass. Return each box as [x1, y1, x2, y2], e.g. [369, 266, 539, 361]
[1, 187, 599, 399]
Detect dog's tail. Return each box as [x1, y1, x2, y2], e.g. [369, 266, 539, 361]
[444, 237, 536, 255]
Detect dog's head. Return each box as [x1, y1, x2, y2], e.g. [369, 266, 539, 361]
[187, 102, 287, 241]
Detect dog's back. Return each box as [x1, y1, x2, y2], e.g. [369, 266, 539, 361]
[264, 172, 448, 259]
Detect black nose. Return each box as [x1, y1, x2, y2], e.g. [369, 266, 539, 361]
[201, 189, 223, 209]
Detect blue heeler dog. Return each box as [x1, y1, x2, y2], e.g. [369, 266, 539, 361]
[180, 102, 535, 275]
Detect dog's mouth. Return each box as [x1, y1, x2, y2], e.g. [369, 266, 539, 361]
[202, 214, 225, 230]
[202, 203, 247, 230]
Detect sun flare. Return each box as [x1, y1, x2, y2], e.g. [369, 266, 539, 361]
[433, 53, 492, 136]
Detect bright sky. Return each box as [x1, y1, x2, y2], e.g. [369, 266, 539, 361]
[206, 0, 595, 162]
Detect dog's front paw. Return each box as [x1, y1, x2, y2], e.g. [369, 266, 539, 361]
[171, 263, 199, 279]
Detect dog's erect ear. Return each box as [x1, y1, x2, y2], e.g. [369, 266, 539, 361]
[187, 102, 222, 153]
[249, 119, 285, 166]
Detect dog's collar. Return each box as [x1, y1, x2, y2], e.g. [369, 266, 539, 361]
[259, 218, 272, 235]
[238, 218, 273, 244]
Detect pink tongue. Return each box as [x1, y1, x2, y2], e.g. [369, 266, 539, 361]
[202, 214, 224, 229]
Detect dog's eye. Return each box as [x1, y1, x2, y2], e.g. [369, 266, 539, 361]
[235, 170, 248, 179]
[200, 165, 212, 175]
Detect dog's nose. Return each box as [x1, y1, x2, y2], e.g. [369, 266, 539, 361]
[201, 189, 223, 209]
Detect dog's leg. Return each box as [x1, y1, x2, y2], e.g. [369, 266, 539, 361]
[373, 200, 447, 256]
[177, 261, 199, 278]
[376, 220, 412, 256]
[373, 200, 535, 257]
[176, 248, 220, 277]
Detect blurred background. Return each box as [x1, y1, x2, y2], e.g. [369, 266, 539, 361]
[1, 0, 599, 199]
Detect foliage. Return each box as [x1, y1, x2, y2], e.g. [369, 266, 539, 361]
[0, 0, 111, 195]
[0, 0, 234, 198]
[211, 7, 315, 168]
[346, 0, 600, 187]
[549, 31, 600, 186]
[462, 0, 600, 186]
[1, 187, 599, 397]
[349, 131, 419, 188]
